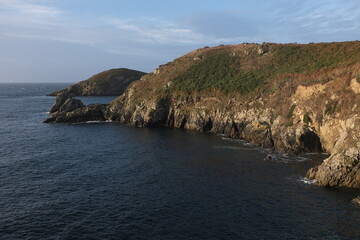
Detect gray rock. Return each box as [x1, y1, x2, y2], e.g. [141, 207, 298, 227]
[49, 92, 71, 113]
[258, 43, 269, 55]
[44, 104, 107, 124]
[59, 98, 85, 112]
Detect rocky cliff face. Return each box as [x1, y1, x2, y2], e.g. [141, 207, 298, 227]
[49, 68, 146, 96]
[44, 42, 360, 189]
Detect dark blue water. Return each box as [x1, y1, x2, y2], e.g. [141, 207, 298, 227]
[1, 83, 360, 240]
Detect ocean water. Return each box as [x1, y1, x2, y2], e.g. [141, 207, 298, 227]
[0, 83, 360, 240]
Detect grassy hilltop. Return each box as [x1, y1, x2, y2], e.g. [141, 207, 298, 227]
[132, 41, 360, 96]
[49, 68, 146, 96]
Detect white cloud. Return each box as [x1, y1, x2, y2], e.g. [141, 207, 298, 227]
[0, 0, 63, 17]
[107, 18, 205, 44]
[1, 0, 360, 56]
[0, 0, 206, 55]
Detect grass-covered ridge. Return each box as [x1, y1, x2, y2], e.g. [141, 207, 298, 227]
[171, 52, 265, 94]
[165, 41, 360, 95]
[85, 68, 145, 90]
[49, 68, 146, 96]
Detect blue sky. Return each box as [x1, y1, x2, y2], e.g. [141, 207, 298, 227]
[1, 0, 360, 83]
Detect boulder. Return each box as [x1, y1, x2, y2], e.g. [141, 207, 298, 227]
[59, 98, 85, 112]
[49, 92, 71, 113]
[258, 43, 269, 55]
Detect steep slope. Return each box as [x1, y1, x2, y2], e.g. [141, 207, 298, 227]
[49, 68, 146, 96]
[45, 41, 360, 188]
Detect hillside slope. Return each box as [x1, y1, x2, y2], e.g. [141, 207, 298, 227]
[45, 41, 360, 189]
[49, 68, 146, 96]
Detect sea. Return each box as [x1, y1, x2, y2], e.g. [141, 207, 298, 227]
[0, 83, 360, 240]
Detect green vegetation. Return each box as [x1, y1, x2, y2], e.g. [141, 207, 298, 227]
[356, 73, 360, 83]
[169, 42, 360, 95]
[303, 112, 312, 124]
[50, 68, 146, 96]
[285, 120, 294, 127]
[274, 46, 336, 74]
[325, 100, 339, 115]
[171, 52, 267, 94]
[86, 68, 145, 90]
[286, 104, 297, 119]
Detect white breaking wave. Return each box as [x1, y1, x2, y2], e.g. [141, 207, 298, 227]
[300, 177, 317, 185]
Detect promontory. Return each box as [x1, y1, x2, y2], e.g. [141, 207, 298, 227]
[45, 41, 360, 189]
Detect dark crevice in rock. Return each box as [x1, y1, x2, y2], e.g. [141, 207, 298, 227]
[180, 117, 187, 129]
[166, 111, 175, 127]
[203, 117, 213, 132]
[299, 129, 323, 153]
[230, 121, 240, 138]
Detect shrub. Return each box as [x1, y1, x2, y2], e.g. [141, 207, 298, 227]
[286, 104, 296, 119]
[170, 42, 360, 96]
[171, 52, 267, 94]
[325, 100, 339, 115]
[303, 112, 312, 124]
[356, 73, 360, 83]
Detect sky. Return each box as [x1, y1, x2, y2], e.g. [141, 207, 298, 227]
[1, 0, 360, 83]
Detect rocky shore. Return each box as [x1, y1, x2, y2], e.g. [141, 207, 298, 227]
[45, 42, 360, 189]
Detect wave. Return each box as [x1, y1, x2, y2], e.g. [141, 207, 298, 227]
[264, 152, 311, 163]
[221, 136, 251, 144]
[86, 121, 103, 123]
[299, 177, 317, 185]
[85, 120, 113, 124]
[71, 120, 113, 124]
[213, 145, 257, 151]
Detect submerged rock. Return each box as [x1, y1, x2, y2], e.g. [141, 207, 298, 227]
[265, 154, 276, 161]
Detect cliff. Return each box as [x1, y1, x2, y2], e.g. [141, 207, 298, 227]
[48, 68, 146, 96]
[45, 41, 360, 188]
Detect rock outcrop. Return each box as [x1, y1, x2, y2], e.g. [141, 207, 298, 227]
[44, 42, 360, 189]
[307, 147, 360, 188]
[44, 103, 107, 123]
[45, 91, 105, 123]
[49, 92, 72, 113]
[48, 68, 146, 96]
[59, 98, 85, 112]
[352, 196, 360, 205]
